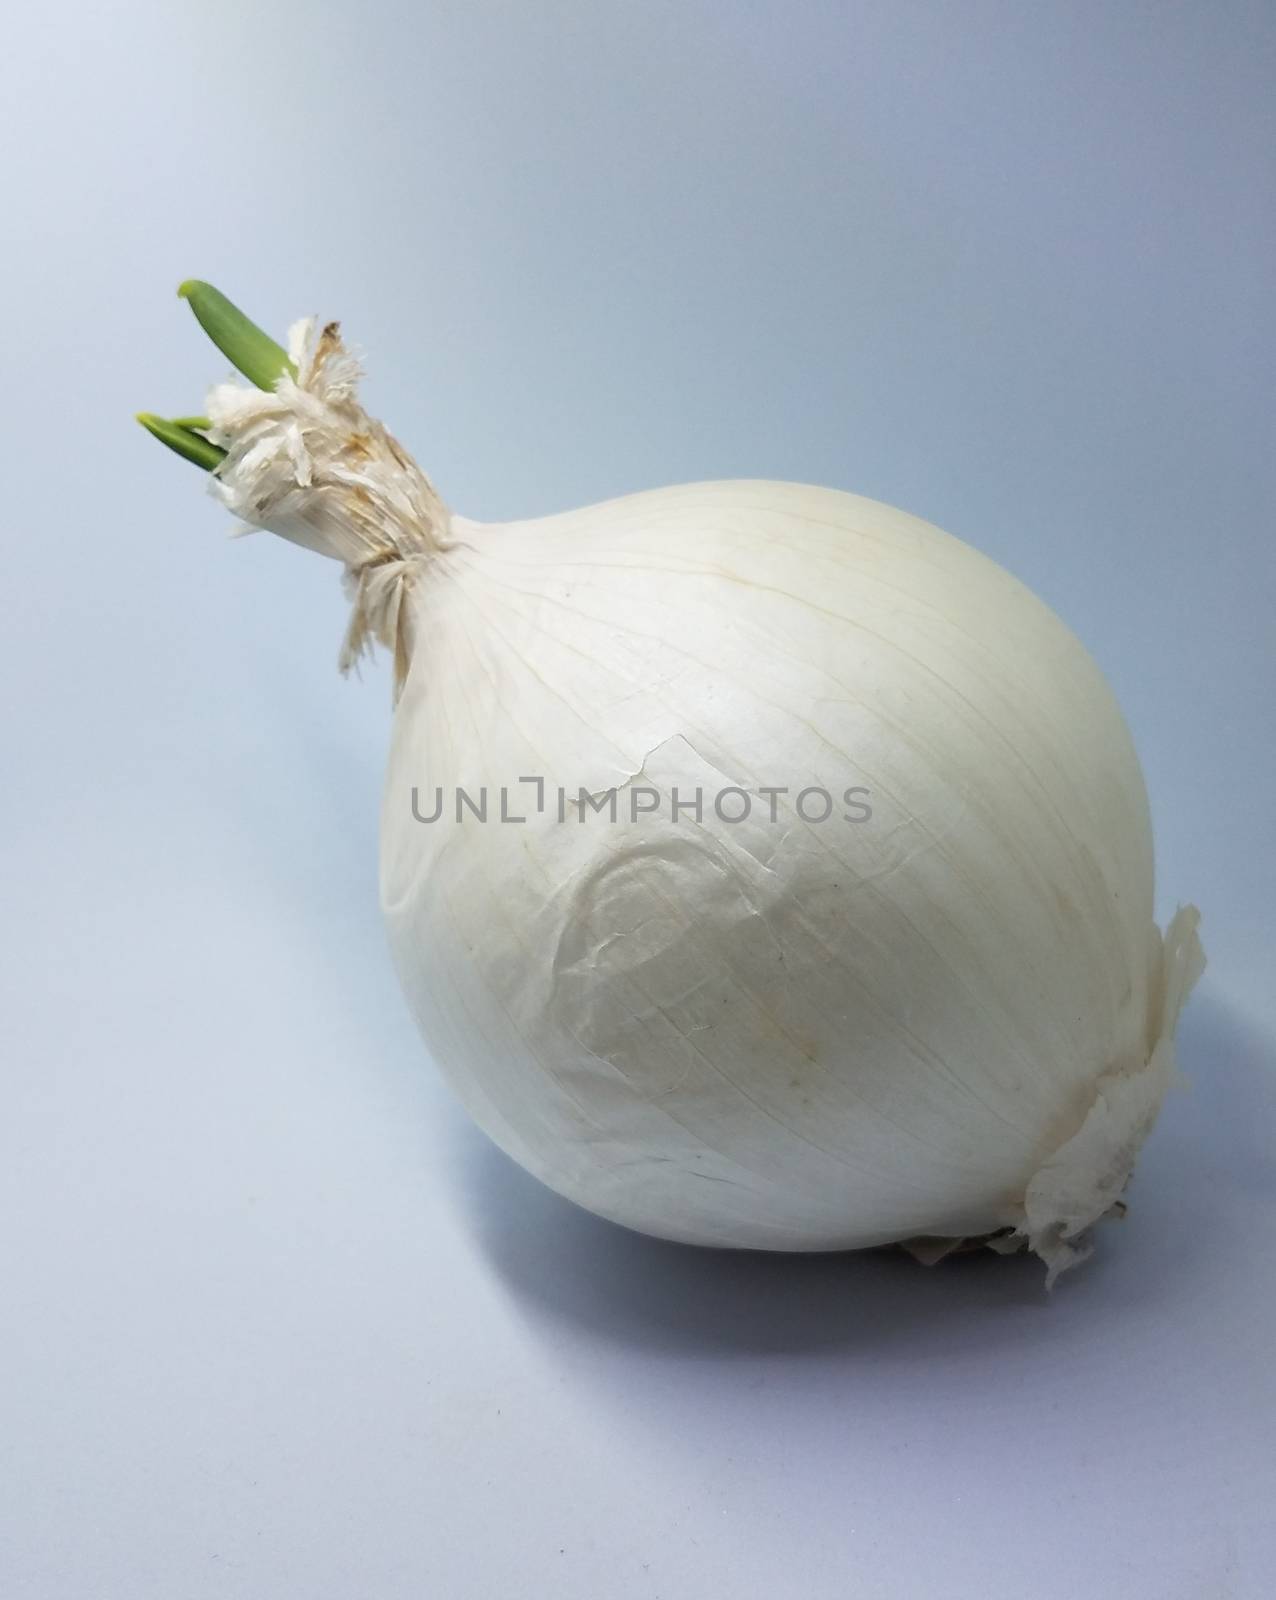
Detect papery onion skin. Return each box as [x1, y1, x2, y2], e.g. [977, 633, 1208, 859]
[206, 318, 1203, 1283]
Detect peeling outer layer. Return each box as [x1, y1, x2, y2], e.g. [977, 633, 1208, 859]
[204, 318, 451, 691]
[904, 905, 1206, 1286]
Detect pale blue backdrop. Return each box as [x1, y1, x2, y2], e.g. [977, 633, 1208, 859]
[1, 4, 1272, 1597]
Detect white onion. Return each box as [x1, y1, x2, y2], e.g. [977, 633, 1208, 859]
[206, 315, 1203, 1283]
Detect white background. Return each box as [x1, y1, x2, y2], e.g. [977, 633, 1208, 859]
[2, 4, 1273, 1596]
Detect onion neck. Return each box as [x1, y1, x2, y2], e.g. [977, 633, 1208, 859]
[205, 317, 449, 689]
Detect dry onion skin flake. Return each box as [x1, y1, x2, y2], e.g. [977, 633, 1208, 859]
[140, 283, 1204, 1284]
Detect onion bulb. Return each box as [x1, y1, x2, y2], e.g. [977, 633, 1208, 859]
[145, 287, 1204, 1283]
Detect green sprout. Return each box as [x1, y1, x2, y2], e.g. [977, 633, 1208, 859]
[135, 413, 226, 471]
[177, 280, 296, 392]
[138, 280, 297, 472]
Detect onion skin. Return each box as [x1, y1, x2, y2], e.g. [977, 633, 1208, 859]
[205, 318, 1203, 1283]
[380, 484, 1201, 1280]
